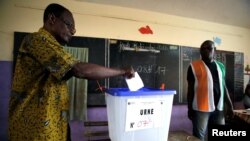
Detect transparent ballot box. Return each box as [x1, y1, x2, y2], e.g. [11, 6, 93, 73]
[105, 88, 176, 141]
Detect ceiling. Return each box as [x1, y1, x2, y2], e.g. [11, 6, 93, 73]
[78, 0, 250, 29]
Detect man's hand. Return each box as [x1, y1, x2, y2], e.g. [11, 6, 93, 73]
[225, 104, 234, 121]
[122, 66, 135, 79]
[188, 109, 194, 121]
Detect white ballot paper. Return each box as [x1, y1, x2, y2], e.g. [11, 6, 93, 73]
[125, 72, 144, 91]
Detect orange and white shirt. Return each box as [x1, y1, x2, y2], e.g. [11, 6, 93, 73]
[190, 60, 225, 112]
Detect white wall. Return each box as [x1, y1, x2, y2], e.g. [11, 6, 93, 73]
[1, 0, 250, 82]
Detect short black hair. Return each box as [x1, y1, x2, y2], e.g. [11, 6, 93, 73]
[43, 3, 69, 23]
[200, 40, 216, 52]
[200, 40, 214, 48]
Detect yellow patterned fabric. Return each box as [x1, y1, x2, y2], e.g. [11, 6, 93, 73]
[9, 28, 78, 141]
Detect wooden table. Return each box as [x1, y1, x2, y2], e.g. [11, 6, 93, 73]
[233, 109, 250, 124]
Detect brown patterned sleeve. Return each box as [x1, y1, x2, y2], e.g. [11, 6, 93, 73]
[26, 33, 78, 80]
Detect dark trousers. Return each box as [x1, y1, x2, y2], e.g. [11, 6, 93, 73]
[67, 123, 71, 141]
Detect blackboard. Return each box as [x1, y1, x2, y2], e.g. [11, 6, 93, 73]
[233, 52, 244, 101]
[109, 39, 180, 103]
[68, 36, 107, 106]
[14, 33, 244, 106]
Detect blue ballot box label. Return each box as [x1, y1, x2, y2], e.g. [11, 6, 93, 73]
[125, 98, 165, 131]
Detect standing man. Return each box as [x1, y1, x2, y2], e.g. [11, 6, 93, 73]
[8, 3, 134, 141]
[187, 40, 234, 141]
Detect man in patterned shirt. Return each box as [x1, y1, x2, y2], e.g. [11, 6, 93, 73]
[8, 3, 134, 141]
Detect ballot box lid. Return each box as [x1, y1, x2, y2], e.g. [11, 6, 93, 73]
[105, 87, 176, 96]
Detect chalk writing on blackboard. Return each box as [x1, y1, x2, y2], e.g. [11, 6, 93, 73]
[117, 41, 178, 52]
[136, 65, 166, 75]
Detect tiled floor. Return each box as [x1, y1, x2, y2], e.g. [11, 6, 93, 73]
[168, 131, 200, 141]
